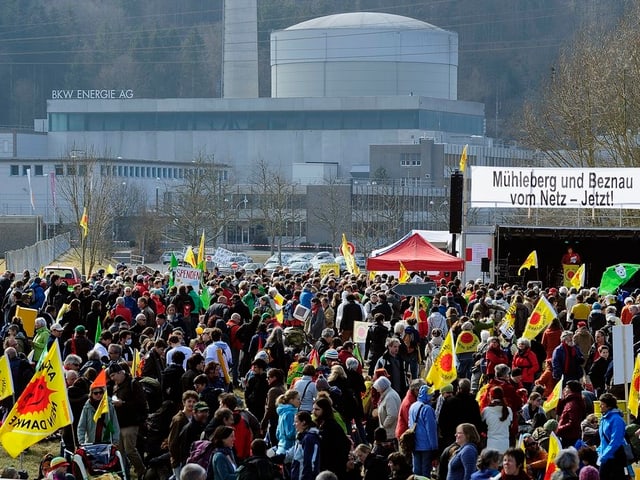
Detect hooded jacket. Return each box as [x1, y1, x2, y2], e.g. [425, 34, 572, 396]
[597, 407, 626, 463]
[276, 403, 298, 454]
[408, 386, 438, 452]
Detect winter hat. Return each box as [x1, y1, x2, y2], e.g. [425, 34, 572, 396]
[316, 375, 330, 391]
[592, 302, 602, 311]
[373, 376, 391, 393]
[324, 349, 339, 360]
[544, 419, 558, 432]
[440, 384, 454, 393]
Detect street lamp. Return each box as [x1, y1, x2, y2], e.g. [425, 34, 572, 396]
[224, 195, 249, 251]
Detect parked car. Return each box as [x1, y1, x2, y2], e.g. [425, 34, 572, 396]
[242, 262, 264, 272]
[160, 251, 184, 264]
[288, 261, 314, 274]
[43, 265, 83, 285]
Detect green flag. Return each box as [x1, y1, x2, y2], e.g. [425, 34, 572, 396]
[169, 253, 178, 288]
[200, 286, 211, 310]
[95, 316, 102, 343]
[599, 263, 640, 295]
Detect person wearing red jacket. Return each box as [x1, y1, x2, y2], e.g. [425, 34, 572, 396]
[556, 380, 586, 448]
[395, 379, 424, 440]
[512, 337, 540, 391]
[485, 337, 510, 379]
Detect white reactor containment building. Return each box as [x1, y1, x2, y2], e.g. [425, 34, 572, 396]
[270, 12, 458, 100]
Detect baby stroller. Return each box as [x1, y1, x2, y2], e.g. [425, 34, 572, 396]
[68, 444, 128, 480]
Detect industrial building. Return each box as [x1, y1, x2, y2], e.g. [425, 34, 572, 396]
[0, 5, 535, 250]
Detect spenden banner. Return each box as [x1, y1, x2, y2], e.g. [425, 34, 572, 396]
[470, 167, 640, 209]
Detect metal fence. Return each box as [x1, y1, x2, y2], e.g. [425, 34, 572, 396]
[5, 233, 71, 273]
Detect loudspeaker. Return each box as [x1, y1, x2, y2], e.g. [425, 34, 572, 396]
[481, 257, 490, 273]
[449, 173, 463, 234]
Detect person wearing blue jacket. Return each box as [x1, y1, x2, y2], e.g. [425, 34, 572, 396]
[276, 390, 301, 454]
[289, 411, 321, 480]
[29, 278, 46, 310]
[408, 385, 438, 476]
[597, 393, 627, 480]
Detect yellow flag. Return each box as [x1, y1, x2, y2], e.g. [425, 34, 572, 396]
[523, 296, 558, 340]
[518, 250, 538, 275]
[543, 432, 561, 480]
[184, 246, 197, 268]
[0, 341, 72, 457]
[131, 349, 141, 378]
[543, 377, 563, 412]
[570, 264, 585, 289]
[426, 330, 457, 391]
[197, 230, 205, 266]
[274, 293, 285, 324]
[368, 270, 377, 281]
[455, 331, 479, 354]
[79, 207, 89, 238]
[399, 262, 410, 283]
[217, 348, 231, 385]
[341, 234, 360, 275]
[106, 264, 116, 275]
[93, 388, 109, 422]
[629, 354, 640, 418]
[0, 354, 14, 401]
[56, 303, 70, 321]
[459, 144, 469, 172]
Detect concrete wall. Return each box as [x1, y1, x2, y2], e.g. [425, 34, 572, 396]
[306, 184, 352, 245]
[369, 138, 445, 187]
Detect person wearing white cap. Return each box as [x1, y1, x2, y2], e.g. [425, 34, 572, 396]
[47, 322, 64, 351]
[373, 376, 401, 442]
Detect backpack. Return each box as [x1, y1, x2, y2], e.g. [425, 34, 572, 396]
[186, 440, 216, 470]
[283, 327, 306, 350]
[237, 456, 280, 480]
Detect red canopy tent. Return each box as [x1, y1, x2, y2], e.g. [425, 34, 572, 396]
[366, 230, 464, 272]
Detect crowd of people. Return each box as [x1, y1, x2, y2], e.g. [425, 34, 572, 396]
[0, 265, 639, 480]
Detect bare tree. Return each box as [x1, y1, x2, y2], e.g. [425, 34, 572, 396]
[309, 180, 351, 250]
[163, 153, 232, 247]
[56, 151, 123, 275]
[251, 159, 298, 259]
[520, 7, 640, 227]
[522, 8, 640, 169]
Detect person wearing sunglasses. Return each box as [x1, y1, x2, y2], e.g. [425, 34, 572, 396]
[77, 386, 120, 445]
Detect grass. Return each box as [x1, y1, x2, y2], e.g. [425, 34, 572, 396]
[0, 436, 59, 477]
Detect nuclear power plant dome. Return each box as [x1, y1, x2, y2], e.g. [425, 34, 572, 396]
[271, 12, 458, 99]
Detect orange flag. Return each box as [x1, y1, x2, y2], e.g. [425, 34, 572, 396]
[90, 368, 107, 390]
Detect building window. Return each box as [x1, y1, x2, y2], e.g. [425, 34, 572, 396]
[67, 165, 76, 176]
[78, 164, 87, 176]
[34, 165, 44, 176]
[55, 164, 64, 175]
[22, 165, 31, 176]
[10, 165, 19, 176]
[400, 153, 421, 166]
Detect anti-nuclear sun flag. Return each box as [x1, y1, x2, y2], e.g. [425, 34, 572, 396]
[522, 296, 557, 340]
[426, 330, 457, 391]
[455, 330, 479, 354]
[0, 341, 72, 457]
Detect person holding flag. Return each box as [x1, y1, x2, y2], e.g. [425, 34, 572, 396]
[77, 384, 120, 445]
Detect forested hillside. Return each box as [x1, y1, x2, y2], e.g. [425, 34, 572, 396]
[0, 0, 629, 138]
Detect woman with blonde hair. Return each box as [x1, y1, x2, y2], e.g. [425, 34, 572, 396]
[447, 423, 481, 480]
[275, 389, 301, 455]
